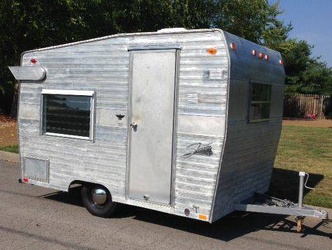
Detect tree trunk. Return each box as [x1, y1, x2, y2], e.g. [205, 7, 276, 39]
[10, 83, 19, 119]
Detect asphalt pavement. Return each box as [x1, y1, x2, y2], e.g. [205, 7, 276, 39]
[0, 154, 331, 250]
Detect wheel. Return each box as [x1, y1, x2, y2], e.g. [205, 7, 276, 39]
[81, 184, 117, 218]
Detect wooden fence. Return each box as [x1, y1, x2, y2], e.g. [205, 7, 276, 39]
[283, 94, 332, 119]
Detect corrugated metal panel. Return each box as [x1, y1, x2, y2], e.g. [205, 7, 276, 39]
[127, 31, 228, 219]
[174, 133, 224, 218]
[17, 29, 286, 223]
[212, 120, 282, 218]
[209, 31, 285, 222]
[19, 36, 131, 195]
[18, 29, 228, 221]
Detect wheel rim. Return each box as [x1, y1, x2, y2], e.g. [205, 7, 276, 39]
[91, 188, 108, 205]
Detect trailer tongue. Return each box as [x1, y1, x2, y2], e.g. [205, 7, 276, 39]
[235, 171, 328, 232]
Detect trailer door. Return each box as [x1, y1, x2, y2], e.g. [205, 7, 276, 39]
[128, 49, 177, 205]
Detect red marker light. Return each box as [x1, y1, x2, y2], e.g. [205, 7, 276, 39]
[31, 58, 37, 64]
[252, 50, 257, 56]
[279, 59, 284, 65]
[230, 43, 237, 50]
[258, 53, 264, 59]
[264, 54, 270, 61]
[23, 177, 29, 183]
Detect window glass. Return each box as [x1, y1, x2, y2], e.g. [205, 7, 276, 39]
[43, 94, 92, 138]
[249, 83, 272, 122]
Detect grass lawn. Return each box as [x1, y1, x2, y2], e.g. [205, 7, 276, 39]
[270, 125, 332, 208]
[0, 145, 19, 154]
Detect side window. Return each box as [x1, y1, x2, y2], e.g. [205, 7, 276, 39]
[41, 90, 95, 139]
[249, 83, 272, 122]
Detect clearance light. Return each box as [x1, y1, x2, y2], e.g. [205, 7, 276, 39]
[207, 47, 217, 55]
[252, 50, 257, 56]
[230, 43, 237, 50]
[22, 177, 29, 183]
[279, 59, 284, 65]
[31, 58, 37, 64]
[258, 53, 264, 59]
[199, 214, 208, 221]
[264, 54, 270, 61]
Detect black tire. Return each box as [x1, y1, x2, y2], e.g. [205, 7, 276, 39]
[81, 184, 117, 218]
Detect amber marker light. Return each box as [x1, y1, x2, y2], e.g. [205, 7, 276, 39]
[258, 53, 264, 59]
[199, 214, 208, 221]
[207, 47, 217, 55]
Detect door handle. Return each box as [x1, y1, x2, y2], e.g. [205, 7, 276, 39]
[130, 122, 138, 131]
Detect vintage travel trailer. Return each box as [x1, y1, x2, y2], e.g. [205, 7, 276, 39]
[10, 28, 323, 225]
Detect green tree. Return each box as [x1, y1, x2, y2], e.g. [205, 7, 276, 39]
[110, 0, 286, 45]
[212, 0, 284, 43]
[110, 0, 216, 32]
[0, 0, 113, 115]
[1, 0, 331, 115]
[279, 38, 332, 95]
[300, 61, 332, 95]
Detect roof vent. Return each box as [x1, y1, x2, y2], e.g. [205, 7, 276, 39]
[157, 27, 187, 33]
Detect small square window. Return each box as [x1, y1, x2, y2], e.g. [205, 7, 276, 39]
[249, 83, 272, 122]
[42, 90, 94, 139]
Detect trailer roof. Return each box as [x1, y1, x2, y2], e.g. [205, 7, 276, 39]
[22, 28, 222, 54]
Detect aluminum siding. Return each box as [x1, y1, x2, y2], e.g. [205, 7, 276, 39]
[18, 30, 228, 221]
[211, 32, 285, 221]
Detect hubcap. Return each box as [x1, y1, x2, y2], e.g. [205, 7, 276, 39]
[91, 188, 107, 205]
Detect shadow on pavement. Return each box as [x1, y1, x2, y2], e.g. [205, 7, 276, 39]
[131, 209, 331, 241]
[42, 186, 331, 242]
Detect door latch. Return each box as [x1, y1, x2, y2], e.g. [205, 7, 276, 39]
[130, 122, 138, 131]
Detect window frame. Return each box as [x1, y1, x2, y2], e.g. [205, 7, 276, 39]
[41, 89, 95, 140]
[248, 82, 272, 123]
